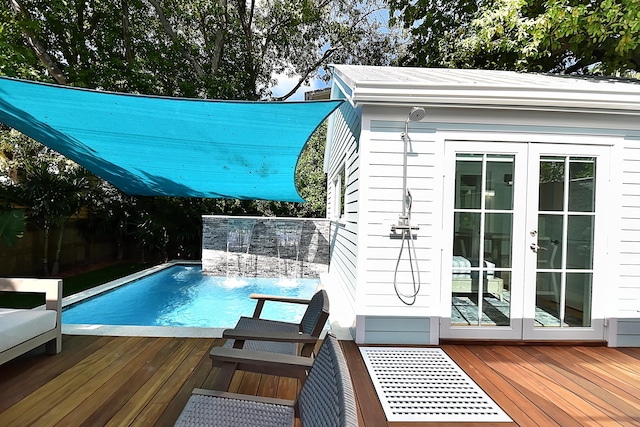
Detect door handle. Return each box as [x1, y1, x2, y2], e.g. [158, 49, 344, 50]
[530, 243, 547, 253]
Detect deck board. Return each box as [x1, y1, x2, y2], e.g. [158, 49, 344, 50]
[471, 346, 587, 427]
[442, 345, 537, 427]
[1, 335, 639, 426]
[525, 346, 640, 423]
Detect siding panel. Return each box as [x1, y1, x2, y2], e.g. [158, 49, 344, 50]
[616, 319, 640, 346]
[363, 316, 432, 344]
[616, 145, 640, 344]
[357, 119, 441, 315]
[326, 100, 361, 315]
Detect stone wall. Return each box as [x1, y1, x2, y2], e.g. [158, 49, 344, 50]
[202, 216, 330, 278]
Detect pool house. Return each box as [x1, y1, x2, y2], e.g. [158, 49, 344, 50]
[324, 65, 640, 347]
[2, 69, 640, 425]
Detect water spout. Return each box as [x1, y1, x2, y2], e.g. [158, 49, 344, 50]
[202, 216, 329, 279]
[226, 219, 255, 277]
[276, 221, 303, 279]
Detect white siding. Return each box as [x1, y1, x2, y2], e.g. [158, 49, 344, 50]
[356, 117, 443, 319]
[326, 99, 361, 326]
[616, 319, 640, 346]
[359, 315, 432, 344]
[615, 143, 640, 345]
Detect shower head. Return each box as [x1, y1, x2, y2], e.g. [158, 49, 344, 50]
[407, 106, 426, 122]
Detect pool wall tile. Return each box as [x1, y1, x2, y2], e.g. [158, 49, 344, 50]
[202, 216, 330, 278]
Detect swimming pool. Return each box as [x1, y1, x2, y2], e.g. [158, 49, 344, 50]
[62, 263, 320, 336]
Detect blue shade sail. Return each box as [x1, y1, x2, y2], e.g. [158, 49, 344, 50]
[0, 77, 342, 201]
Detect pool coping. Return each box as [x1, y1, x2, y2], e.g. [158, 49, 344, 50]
[61, 260, 228, 338]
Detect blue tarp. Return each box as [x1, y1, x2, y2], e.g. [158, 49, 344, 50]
[0, 77, 341, 201]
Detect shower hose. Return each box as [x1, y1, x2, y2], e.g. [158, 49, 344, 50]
[393, 190, 421, 305]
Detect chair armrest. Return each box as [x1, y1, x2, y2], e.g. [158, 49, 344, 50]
[0, 278, 62, 311]
[249, 293, 311, 304]
[223, 329, 317, 344]
[0, 278, 63, 355]
[209, 347, 314, 371]
[249, 293, 311, 318]
[192, 388, 295, 407]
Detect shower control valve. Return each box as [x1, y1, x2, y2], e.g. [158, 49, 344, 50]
[390, 216, 419, 233]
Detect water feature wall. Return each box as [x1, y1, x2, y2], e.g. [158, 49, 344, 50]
[202, 216, 330, 278]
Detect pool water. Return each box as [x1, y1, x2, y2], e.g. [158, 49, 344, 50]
[62, 265, 320, 328]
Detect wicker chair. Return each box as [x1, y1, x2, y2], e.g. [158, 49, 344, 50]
[222, 289, 330, 357]
[209, 289, 330, 390]
[175, 333, 357, 427]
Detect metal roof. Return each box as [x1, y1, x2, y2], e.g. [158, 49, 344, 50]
[331, 65, 640, 113]
[0, 77, 342, 201]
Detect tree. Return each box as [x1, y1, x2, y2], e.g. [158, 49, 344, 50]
[388, 0, 483, 66]
[2, 0, 400, 99]
[0, 209, 26, 246]
[1, 130, 91, 274]
[442, 0, 640, 75]
[1, 0, 393, 271]
[294, 121, 329, 217]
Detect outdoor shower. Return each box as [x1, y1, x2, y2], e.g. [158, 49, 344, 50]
[391, 107, 425, 305]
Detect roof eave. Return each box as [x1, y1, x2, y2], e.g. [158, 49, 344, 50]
[348, 84, 640, 115]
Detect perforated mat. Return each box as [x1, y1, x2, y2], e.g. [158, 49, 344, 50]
[359, 347, 512, 423]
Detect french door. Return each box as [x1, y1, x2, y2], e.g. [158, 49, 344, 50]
[441, 141, 609, 341]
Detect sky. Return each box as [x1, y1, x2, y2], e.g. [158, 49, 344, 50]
[269, 71, 331, 101]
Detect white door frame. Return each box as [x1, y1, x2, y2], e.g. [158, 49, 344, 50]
[522, 144, 610, 340]
[440, 137, 612, 341]
[440, 140, 528, 340]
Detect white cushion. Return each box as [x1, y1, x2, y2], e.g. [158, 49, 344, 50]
[0, 308, 57, 353]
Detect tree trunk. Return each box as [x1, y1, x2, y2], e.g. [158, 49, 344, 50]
[51, 221, 66, 276]
[147, 0, 205, 78]
[9, 0, 68, 85]
[42, 225, 50, 276]
[122, 0, 134, 64]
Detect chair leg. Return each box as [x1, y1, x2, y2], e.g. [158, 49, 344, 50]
[211, 361, 239, 391]
[46, 337, 61, 354]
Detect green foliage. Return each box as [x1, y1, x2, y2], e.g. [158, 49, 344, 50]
[442, 0, 640, 74]
[8, 148, 90, 232]
[1, 130, 94, 273]
[0, 0, 381, 269]
[388, 0, 482, 66]
[0, 208, 26, 246]
[1, 0, 399, 98]
[392, 0, 640, 75]
[0, 6, 43, 79]
[295, 122, 328, 217]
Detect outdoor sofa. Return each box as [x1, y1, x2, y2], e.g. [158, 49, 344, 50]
[0, 278, 63, 365]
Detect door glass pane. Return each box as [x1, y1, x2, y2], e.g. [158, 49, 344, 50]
[455, 157, 482, 209]
[452, 154, 512, 327]
[535, 156, 595, 329]
[565, 273, 592, 327]
[454, 212, 480, 259]
[535, 272, 561, 326]
[567, 215, 594, 269]
[569, 158, 596, 212]
[537, 215, 564, 267]
[486, 156, 514, 211]
[485, 213, 512, 268]
[539, 157, 564, 211]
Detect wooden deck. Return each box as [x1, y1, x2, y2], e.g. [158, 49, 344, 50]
[0, 335, 639, 426]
